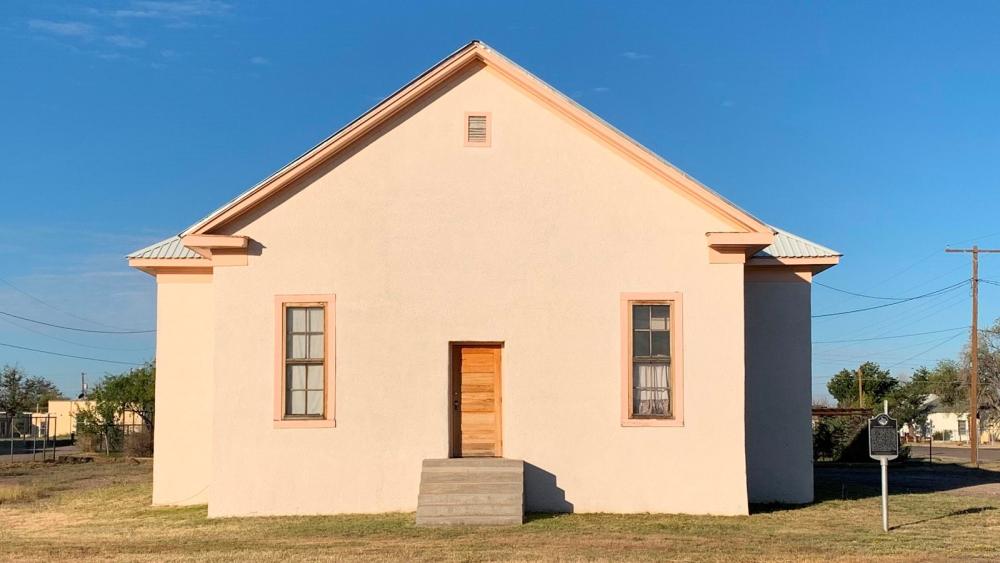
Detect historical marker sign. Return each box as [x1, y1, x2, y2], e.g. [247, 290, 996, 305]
[869, 413, 899, 460]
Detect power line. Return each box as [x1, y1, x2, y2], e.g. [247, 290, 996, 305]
[0, 276, 139, 331]
[812, 280, 969, 319]
[0, 310, 155, 334]
[813, 282, 909, 301]
[884, 332, 966, 370]
[0, 314, 155, 352]
[813, 326, 968, 344]
[0, 341, 145, 366]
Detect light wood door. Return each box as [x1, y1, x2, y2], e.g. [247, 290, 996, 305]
[450, 344, 502, 457]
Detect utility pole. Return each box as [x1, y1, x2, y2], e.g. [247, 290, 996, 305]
[857, 367, 864, 408]
[946, 245, 1000, 466]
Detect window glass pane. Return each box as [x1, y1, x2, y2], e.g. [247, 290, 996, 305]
[651, 305, 669, 329]
[288, 365, 306, 390]
[288, 390, 306, 415]
[307, 365, 323, 390]
[632, 305, 650, 329]
[288, 308, 307, 332]
[308, 335, 324, 359]
[651, 331, 670, 356]
[307, 391, 323, 415]
[289, 335, 307, 359]
[633, 330, 650, 357]
[308, 308, 324, 333]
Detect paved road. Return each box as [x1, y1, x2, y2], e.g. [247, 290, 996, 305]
[817, 462, 1000, 500]
[910, 445, 1000, 462]
[0, 445, 79, 463]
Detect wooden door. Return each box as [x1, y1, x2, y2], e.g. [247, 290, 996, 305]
[450, 344, 502, 457]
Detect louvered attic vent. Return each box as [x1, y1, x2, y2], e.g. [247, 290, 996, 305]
[465, 113, 490, 146]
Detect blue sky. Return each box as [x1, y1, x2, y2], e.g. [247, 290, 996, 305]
[2, 1, 999, 399]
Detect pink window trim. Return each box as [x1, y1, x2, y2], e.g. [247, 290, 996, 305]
[463, 112, 492, 147]
[620, 292, 684, 427]
[273, 294, 336, 429]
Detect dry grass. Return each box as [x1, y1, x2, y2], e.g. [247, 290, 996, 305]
[1, 459, 1000, 561]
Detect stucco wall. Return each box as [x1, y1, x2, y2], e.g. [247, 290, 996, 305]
[744, 274, 813, 504]
[206, 64, 751, 517]
[152, 272, 214, 506]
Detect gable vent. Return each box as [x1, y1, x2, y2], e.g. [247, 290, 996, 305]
[465, 113, 490, 146]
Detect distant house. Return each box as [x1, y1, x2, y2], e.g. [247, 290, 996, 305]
[128, 41, 839, 518]
[909, 394, 994, 444]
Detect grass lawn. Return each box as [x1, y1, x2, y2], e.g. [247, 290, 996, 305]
[2, 459, 1000, 561]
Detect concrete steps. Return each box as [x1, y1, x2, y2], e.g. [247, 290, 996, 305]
[416, 458, 524, 526]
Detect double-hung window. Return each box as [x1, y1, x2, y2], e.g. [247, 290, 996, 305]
[631, 303, 672, 417]
[285, 306, 325, 417]
[621, 293, 683, 426]
[275, 295, 335, 428]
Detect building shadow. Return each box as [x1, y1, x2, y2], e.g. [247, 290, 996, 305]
[523, 462, 573, 514]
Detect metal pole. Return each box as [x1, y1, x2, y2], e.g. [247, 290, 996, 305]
[52, 417, 57, 461]
[882, 400, 889, 532]
[881, 457, 889, 532]
[41, 416, 48, 461]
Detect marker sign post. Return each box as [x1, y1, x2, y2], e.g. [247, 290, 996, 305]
[869, 400, 899, 532]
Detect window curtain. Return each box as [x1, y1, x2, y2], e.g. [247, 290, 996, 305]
[635, 364, 670, 416]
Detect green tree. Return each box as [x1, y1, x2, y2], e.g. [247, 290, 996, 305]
[922, 360, 966, 409]
[0, 365, 28, 416]
[827, 361, 899, 408]
[23, 376, 67, 412]
[889, 371, 934, 434]
[80, 362, 155, 432]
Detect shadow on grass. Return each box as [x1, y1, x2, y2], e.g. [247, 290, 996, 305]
[750, 462, 1000, 514]
[890, 506, 996, 530]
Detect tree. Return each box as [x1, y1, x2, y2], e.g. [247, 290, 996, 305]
[889, 371, 934, 435]
[0, 365, 28, 417]
[81, 362, 155, 432]
[23, 376, 67, 412]
[921, 360, 966, 409]
[827, 361, 899, 408]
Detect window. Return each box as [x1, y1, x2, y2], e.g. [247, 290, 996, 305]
[621, 293, 683, 426]
[464, 112, 491, 146]
[958, 419, 968, 438]
[274, 295, 335, 428]
[631, 303, 671, 417]
[285, 306, 325, 417]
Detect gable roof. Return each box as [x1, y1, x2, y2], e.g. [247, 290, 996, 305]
[177, 40, 771, 237]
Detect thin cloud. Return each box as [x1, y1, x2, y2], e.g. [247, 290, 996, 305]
[249, 56, 270, 65]
[28, 19, 94, 38]
[106, 35, 147, 48]
[621, 51, 651, 60]
[592, 86, 610, 93]
[109, 0, 232, 20]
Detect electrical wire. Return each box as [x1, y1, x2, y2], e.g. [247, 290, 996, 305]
[0, 341, 145, 366]
[813, 326, 968, 344]
[813, 282, 910, 301]
[0, 310, 155, 334]
[0, 276, 141, 331]
[0, 314, 154, 352]
[812, 280, 968, 318]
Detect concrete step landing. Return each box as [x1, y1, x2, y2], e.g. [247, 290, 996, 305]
[416, 458, 524, 526]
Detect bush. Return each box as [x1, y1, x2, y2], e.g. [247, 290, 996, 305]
[124, 430, 153, 457]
